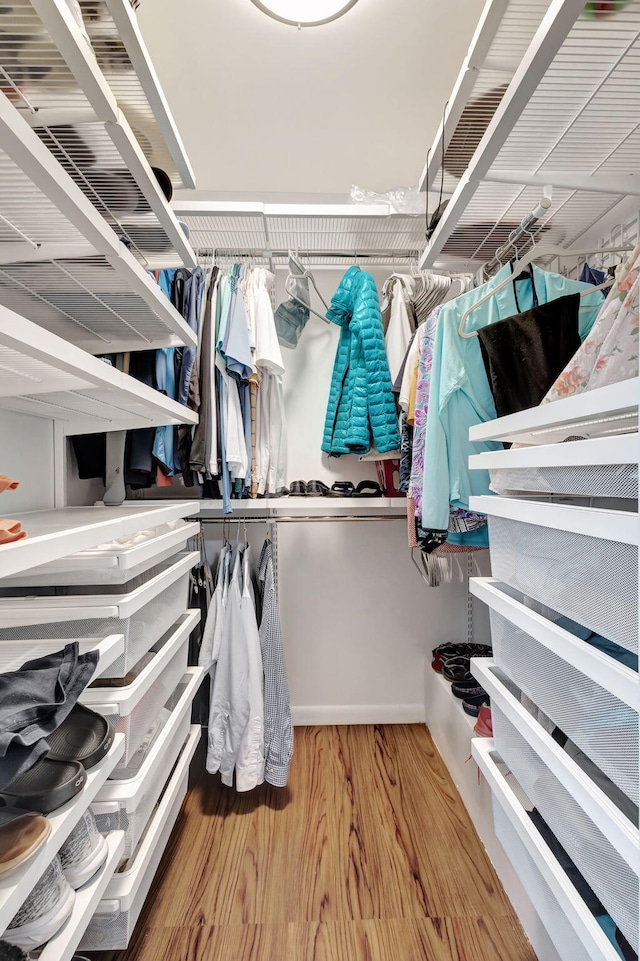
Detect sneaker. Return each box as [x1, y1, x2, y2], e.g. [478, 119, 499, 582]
[58, 810, 107, 889]
[5, 855, 75, 950]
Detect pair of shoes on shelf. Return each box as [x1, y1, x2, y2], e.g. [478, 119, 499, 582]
[431, 643, 492, 679]
[1, 704, 114, 818]
[473, 705, 493, 738]
[289, 480, 383, 497]
[4, 810, 108, 951]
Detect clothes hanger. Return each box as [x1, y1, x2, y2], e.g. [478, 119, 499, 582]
[284, 252, 331, 325]
[457, 242, 633, 339]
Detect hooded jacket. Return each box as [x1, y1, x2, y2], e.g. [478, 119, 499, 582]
[322, 267, 400, 455]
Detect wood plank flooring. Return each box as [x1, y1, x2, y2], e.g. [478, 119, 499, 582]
[95, 725, 537, 961]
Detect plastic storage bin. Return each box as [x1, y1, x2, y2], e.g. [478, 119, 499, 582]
[79, 726, 201, 952]
[0, 521, 200, 588]
[491, 702, 638, 952]
[474, 739, 626, 961]
[0, 552, 197, 677]
[480, 585, 639, 805]
[81, 611, 198, 768]
[486, 514, 638, 654]
[92, 668, 204, 858]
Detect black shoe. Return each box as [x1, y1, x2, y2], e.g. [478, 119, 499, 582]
[289, 481, 307, 496]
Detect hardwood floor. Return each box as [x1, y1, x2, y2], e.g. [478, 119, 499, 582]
[95, 725, 537, 961]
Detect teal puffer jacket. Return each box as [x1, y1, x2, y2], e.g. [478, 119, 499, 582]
[322, 267, 400, 456]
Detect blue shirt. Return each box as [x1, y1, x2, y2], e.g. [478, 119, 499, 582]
[421, 264, 604, 530]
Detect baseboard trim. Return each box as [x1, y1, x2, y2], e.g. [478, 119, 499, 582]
[291, 704, 425, 726]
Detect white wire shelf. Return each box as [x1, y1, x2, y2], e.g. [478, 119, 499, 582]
[0, 89, 196, 353]
[0, 733, 125, 937]
[469, 378, 639, 445]
[172, 202, 426, 266]
[37, 830, 125, 961]
[0, 302, 198, 433]
[198, 497, 408, 518]
[420, 0, 640, 269]
[0, 501, 200, 580]
[0, 634, 125, 679]
[0, 0, 195, 264]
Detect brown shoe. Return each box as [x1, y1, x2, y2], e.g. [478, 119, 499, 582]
[0, 808, 51, 877]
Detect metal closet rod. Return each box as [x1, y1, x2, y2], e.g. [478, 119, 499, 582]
[195, 248, 421, 260]
[199, 515, 406, 524]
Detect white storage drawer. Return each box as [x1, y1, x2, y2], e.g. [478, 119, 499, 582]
[81, 612, 198, 768]
[472, 660, 639, 956]
[0, 521, 200, 587]
[79, 726, 200, 952]
[469, 498, 639, 655]
[92, 667, 204, 859]
[473, 739, 627, 961]
[470, 578, 639, 805]
[0, 552, 197, 677]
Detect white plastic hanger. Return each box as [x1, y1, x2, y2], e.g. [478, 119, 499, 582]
[457, 242, 633, 339]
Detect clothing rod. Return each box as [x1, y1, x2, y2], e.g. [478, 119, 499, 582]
[194, 248, 421, 260]
[198, 515, 406, 524]
[484, 188, 553, 273]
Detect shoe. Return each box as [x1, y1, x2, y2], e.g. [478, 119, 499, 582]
[306, 480, 329, 496]
[47, 704, 114, 771]
[328, 481, 355, 497]
[0, 941, 29, 959]
[0, 808, 51, 878]
[473, 705, 493, 738]
[289, 481, 307, 496]
[2, 757, 86, 815]
[5, 855, 75, 950]
[59, 810, 107, 889]
[462, 694, 490, 717]
[354, 480, 383, 497]
[452, 683, 486, 699]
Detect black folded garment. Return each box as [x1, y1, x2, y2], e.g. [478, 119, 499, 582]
[0, 643, 98, 791]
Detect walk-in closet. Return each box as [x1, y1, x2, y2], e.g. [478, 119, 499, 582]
[0, 1, 637, 959]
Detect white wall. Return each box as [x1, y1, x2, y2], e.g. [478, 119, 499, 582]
[0, 411, 55, 513]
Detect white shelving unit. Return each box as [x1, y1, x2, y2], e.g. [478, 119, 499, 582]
[0, 88, 195, 353]
[0, 303, 198, 433]
[0, 733, 125, 935]
[2, 0, 196, 267]
[420, 0, 640, 270]
[198, 496, 407, 518]
[37, 830, 125, 961]
[0, 501, 200, 580]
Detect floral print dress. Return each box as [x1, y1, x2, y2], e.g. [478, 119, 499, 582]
[544, 243, 640, 403]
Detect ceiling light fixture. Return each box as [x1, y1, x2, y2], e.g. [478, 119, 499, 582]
[250, 0, 359, 27]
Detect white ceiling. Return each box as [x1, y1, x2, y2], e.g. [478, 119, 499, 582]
[138, 0, 485, 202]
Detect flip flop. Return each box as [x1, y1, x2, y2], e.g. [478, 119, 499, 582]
[462, 694, 490, 716]
[354, 480, 383, 497]
[47, 705, 114, 771]
[328, 481, 355, 497]
[0, 808, 51, 877]
[441, 656, 474, 683]
[452, 683, 487, 699]
[2, 758, 86, 815]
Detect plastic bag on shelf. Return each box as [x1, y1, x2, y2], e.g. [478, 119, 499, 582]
[350, 184, 426, 216]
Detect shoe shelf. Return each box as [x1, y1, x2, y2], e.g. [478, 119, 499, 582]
[0, 501, 200, 581]
[0, 733, 125, 937]
[0, 303, 198, 434]
[198, 497, 408, 518]
[471, 657, 639, 872]
[2, 0, 196, 267]
[0, 551, 198, 628]
[473, 738, 629, 961]
[469, 379, 639, 447]
[37, 829, 125, 961]
[0, 634, 125, 680]
[79, 725, 200, 952]
[0, 90, 195, 354]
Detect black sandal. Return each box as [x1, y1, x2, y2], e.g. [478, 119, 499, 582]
[47, 705, 114, 771]
[289, 481, 307, 496]
[2, 757, 86, 815]
[307, 480, 329, 496]
[355, 480, 383, 497]
[328, 481, 355, 497]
